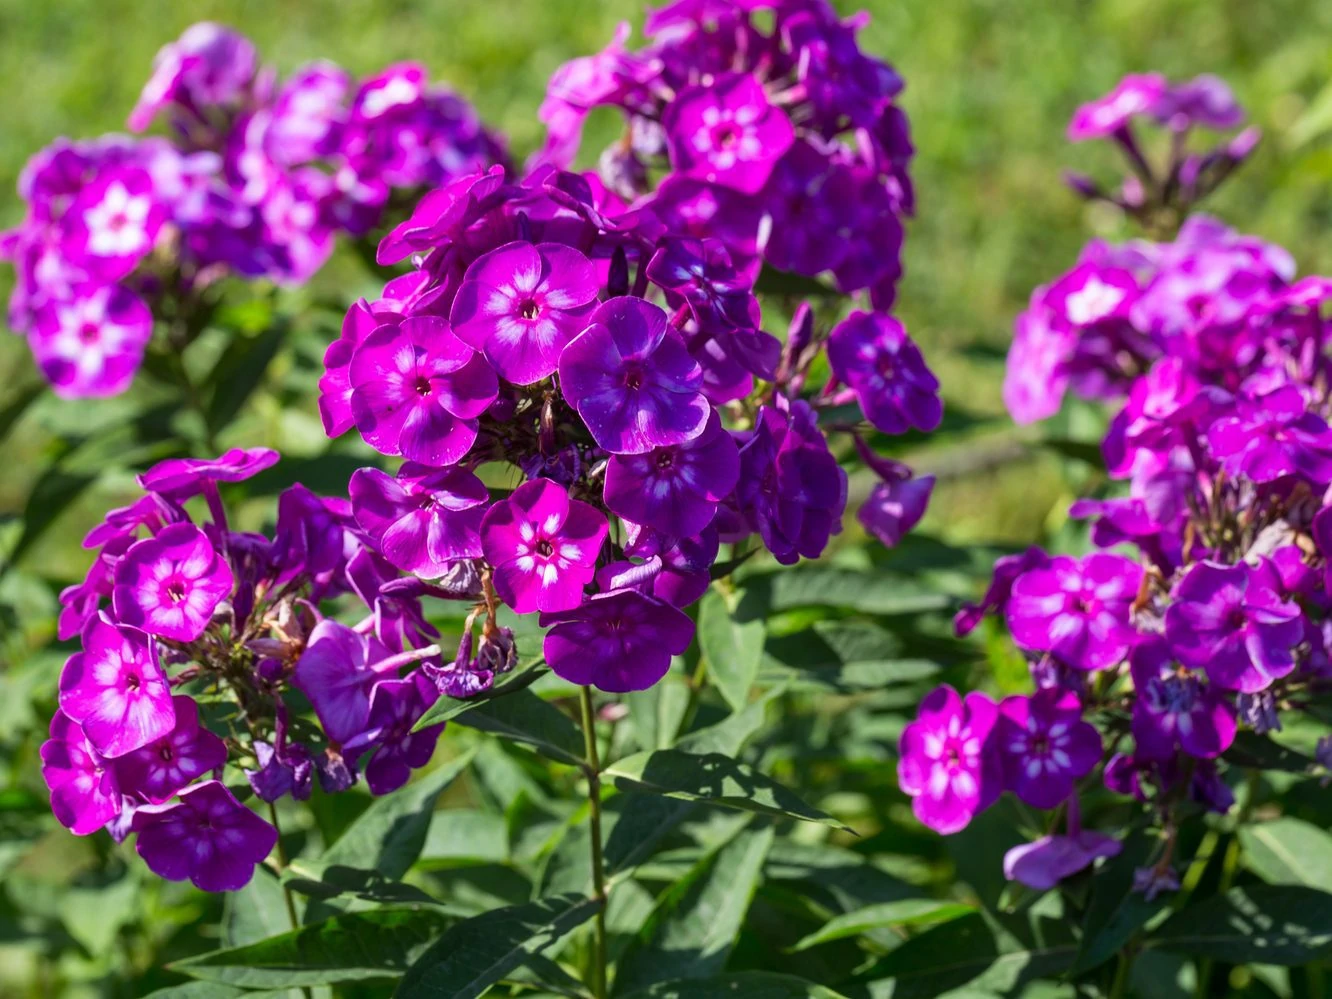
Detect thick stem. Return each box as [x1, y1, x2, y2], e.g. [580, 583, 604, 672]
[579, 686, 609, 999]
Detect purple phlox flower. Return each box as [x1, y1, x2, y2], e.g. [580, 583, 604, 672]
[376, 167, 506, 265]
[1236, 690, 1282, 735]
[315, 747, 358, 793]
[59, 535, 134, 641]
[348, 315, 498, 466]
[853, 443, 934, 549]
[603, 409, 740, 538]
[41, 711, 122, 835]
[480, 478, 607, 614]
[826, 311, 942, 435]
[449, 240, 600, 385]
[1002, 291, 1076, 425]
[1129, 638, 1237, 760]
[1153, 74, 1244, 131]
[647, 176, 764, 262]
[292, 619, 399, 745]
[996, 689, 1102, 809]
[534, 21, 637, 168]
[138, 446, 279, 500]
[59, 613, 175, 758]
[954, 546, 1052, 637]
[132, 780, 277, 893]
[1046, 263, 1139, 327]
[1315, 505, 1332, 593]
[1206, 386, 1332, 485]
[541, 589, 694, 693]
[112, 522, 234, 642]
[344, 672, 443, 795]
[1316, 736, 1332, 786]
[1164, 559, 1303, 693]
[559, 296, 710, 455]
[130, 22, 257, 131]
[64, 168, 166, 281]
[663, 72, 794, 194]
[737, 399, 848, 565]
[350, 463, 488, 577]
[1005, 553, 1143, 671]
[624, 523, 719, 609]
[1004, 831, 1122, 891]
[424, 628, 495, 698]
[760, 140, 857, 278]
[1134, 864, 1181, 901]
[897, 685, 1001, 835]
[246, 739, 314, 803]
[31, 285, 153, 398]
[266, 61, 351, 165]
[272, 483, 351, 597]
[1191, 760, 1235, 814]
[112, 695, 226, 804]
[1067, 496, 1181, 575]
[646, 237, 758, 333]
[1067, 74, 1167, 140]
[83, 494, 176, 550]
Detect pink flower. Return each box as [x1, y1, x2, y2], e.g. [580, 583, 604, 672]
[30, 285, 153, 398]
[40, 711, 122, 835]
[112, 523, 234, 642]
[1067, 74, 1167, 141]
[112, 695, 226, 804]
[664, 72, 795, 194]
[349, 463, 489, 577]
[64, 168, 166, 281]
[898, 685, 1001, 835]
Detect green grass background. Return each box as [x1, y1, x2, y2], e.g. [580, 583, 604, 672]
[2, 0, 1332, 551]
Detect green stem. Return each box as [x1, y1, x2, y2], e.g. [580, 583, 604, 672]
[579, 686, 609, 999]
[1195, 769, 1260, 998]
[1109, 947, 1132, 999]
[268, 803, 312, 999]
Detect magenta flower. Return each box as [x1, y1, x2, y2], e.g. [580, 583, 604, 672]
[41, 711, 122, 835]
[827, 311, 942, 435]
[112, 695, 226, 804]
[995, 690, 1102, 809]
[1153, 74, 1245, 130]
[58, 614, 174, 758]
[449, 240, 600, 385]
[1129, 639, 1236, 760]
[1164, 560, 1303, 693]
[898, 685, 1000, 835]
[1206, 386, 1332, 485]
[559, 297, 709, 455]
[481, 479, 607, 614]
[320, 298, 393, 437]
[542, 590, 694, 693]
[1006, 553, 1143, 671]
[646, 237, 758, 333]
[31, 286, 153, 398]
[1046, 262, 1139, 326]
[350, 464, 488, 577]
[603, 410, 740, 538]
[1067, 74, 1167, 140]
[64, 168, 166, 281]
[344, 673, 443, 795]
[663, 72, 794, 194]
[130, 23, 257, 130]
[291, 619, 397, 745]
[138, 447, 279, 500]
[1003, 832, 1121, 890]
[132, 780, 277, 893]
[348, 316, 498, 466]
[112, 523, 234, 642]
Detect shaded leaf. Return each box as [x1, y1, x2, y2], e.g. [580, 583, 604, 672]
[789, 899, 975, 952]
[753, 267, 840, 299]
[1148, 884, 1332, 965]
[283, 863, 456, 909]
[395, 893, 601, 999]
[452, 689, 584, 766]
[674, 687, 785, 757]
[736, 570, 950, 618]
[697, 587, 765, 712]
[9, 467, 98, 567]
[621, 973, 846, 999]
[205, 321, 286, 431]
[1223, 732, 1316, 773]
[224, 866, 298, 947]
[626, 668, 692, 752]
[1239, 819, 1332, 891]
[412, 658, 549, 733]
[1072, 825, 1169, 973]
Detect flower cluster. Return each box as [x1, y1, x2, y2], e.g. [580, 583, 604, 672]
[1, 22, 504, 398]
[43, 447, 456, 891]
[535, 0, 913, 306]
[320, 162, 941, 694]
[904, 74, 1332, 895]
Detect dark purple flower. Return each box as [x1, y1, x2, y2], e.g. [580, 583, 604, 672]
[112, 695, 226, 804]
[1006, 553, 1143, 671]
[344, 673, 443, 795]
[271, 484, 348, 595]
[41, 711, 121, 835]
[291, 619, 397, 745]
[1153, 74, 1244, 131]
[348, 316, 498, 466]
[1164, 560, 1303, 693]
[542, 589, 694, 692]
[859, 472, 934, 549]
[59, 614, 174, 759]
[246, 740, 314, 803]
[1004, 832, 1122, 890]
[623, 524, 719, 609]
[138, 447, 279, 500]
[31, 286, 153, 398]
[112, 523, 234, 642]
[1130, 638, 1236, 759]
[646, 237, 757, 333]
[827, 311, 942, 435]
[132, 780, 277, 893]
[350, 464, 488, 577]
[603, 410, 740, 537]
[995, 690, 1102, 809]
[1067, 74, 1167, 140]
[897, 685, 1001, 835]
[480, 479, 607, 614]
[663, 72, 794, 194]
[559, 297, 710, 455]
[1206, 386, 1332, 485]
[449, 240, 600, 385]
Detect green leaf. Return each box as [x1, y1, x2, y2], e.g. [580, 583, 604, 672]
[788, 899, 976, 952]
[604, 749, 847, 830]
[412, 657, 549, 733]
[422, 808, 509, 864]
[9, 466, 98, 567]
[1240, 818, 1332, 890]
[0, 380, 44, 448]
[283, 863, 456, 909]
[753, 267, 840, 299]
[224, 866, 299, 947]
[619, 972, 847, 999]
[697, 586, 765, 712]
[141, 985, 263, 999]
[736, 569, 951, 618]
[626, 668, 692, 751]
[171, 907, 452, 988]
[1223, 732, 1316, 773]
[1039, 436, 1104, 467]
[604, 794, 697, 878]
[763, 620, 940, 692]
[1148, 884, 1332, 965]
[1070, 825, 1170, 974]
[395, 893, 601, 999]
[674, 686, 785, 757]
[615, 825, 774, 995]
[205, 320, 286, 431]
[319, 750, 474, 880]
[451, 689, 584, 766]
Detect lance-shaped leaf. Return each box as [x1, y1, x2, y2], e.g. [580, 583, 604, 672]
[604, 750, 847, 830]
[395, 893, 601, 998]
[697, 586, 765, 711]
[788, 899, 976, 952]
[283, 863, 460, 910]
[620, 972, 849, 999]
[412, 657, 549, 732]
[735, 569, 951, 617]
[1239, 818, 1332, 891]
[1071, 825, 1169, 974]
[1147, 884, 1332, 964]
[223, 866, 301, 947]
[451, 689, 584, 766]
[319, 750, 474, 880]
[170, 908, 453, 988]
[674, 686, 786, 758]
[614, 825, 775, 995]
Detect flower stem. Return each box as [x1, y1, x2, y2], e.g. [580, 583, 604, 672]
[1109, 947, 1132, 999]
[578, 686, 609, 999]
[267, 802, 301, 932]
